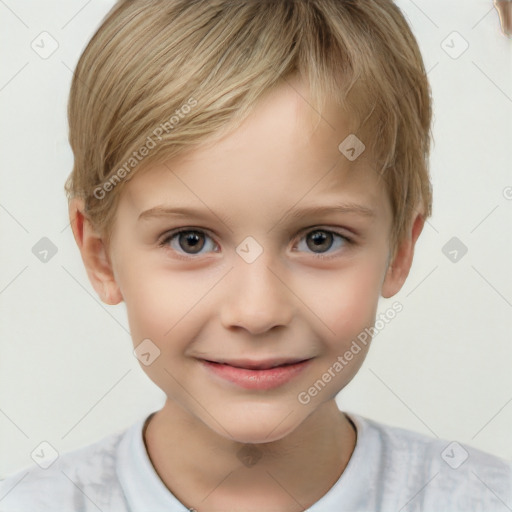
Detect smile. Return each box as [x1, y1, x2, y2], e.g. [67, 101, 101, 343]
[199, 358, 313, 390]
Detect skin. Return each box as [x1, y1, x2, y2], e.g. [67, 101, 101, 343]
[69, 76, 424, 511]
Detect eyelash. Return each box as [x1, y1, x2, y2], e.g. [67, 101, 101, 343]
[158, 226, 355, 261]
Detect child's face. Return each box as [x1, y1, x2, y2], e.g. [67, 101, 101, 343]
[104, 78, 401, 443]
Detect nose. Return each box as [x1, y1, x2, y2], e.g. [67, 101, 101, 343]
[220, 252, 294, 335]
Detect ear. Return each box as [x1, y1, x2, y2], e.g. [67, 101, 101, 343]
[68, 198, 123, 305]
[381, 212, 425, 298]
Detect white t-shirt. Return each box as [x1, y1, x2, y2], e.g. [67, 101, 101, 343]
[1, 411, 511, 511]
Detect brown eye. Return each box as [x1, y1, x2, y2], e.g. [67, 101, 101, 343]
[177, 231, 205, 254]
[295, 228, 351, 259]
[160, 229, 217, 256]
[306, 230, 335, 253]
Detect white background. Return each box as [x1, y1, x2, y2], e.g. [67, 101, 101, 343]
[0, 0, 511, 478]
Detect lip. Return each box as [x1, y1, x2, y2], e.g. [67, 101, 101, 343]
[209, 358, 309, 370]
[200, 358, 313, 390]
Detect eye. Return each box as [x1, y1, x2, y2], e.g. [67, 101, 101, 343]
[294, 228, 352, 259]
[158, 227, 353, 260]
[159, 229, 218, 257]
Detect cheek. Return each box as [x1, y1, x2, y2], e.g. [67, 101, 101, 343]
[117, 236, 388, 351]
[116, 255, 175, 345]
[118, 262, 201, 391]
[303, 257, 385, 344]
[119, 257, 210, 350]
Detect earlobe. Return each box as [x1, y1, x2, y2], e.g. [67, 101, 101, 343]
[68, 198, 123, 305]
[381, 213, 425, 299]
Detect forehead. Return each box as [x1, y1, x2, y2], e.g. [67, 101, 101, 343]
[121, 77, 390, 223]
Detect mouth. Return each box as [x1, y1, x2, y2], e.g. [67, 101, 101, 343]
[202, 358, 311, 370]
[199, 358, 313, 390]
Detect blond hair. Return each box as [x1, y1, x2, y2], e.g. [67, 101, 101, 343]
[65, 0, 433, 253]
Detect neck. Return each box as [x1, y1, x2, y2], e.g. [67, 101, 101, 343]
[143, 399, 357, 511]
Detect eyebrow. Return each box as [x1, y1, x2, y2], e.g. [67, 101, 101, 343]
[139, 206, 222, 222]
[138, 202, 376, 222]
[284, 202, 376, 220]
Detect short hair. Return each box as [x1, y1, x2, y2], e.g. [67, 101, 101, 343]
[65, 0, 433, 254]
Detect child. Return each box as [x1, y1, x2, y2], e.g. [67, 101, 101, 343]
[1, 0, 511, 510]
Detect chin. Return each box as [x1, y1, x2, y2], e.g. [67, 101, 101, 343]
[224, 426, 294, 445]
[207, 406, 307, 445]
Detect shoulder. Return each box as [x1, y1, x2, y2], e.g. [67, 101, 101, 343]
[348, 413, 512, 511]
[0, 425, 131, 511]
